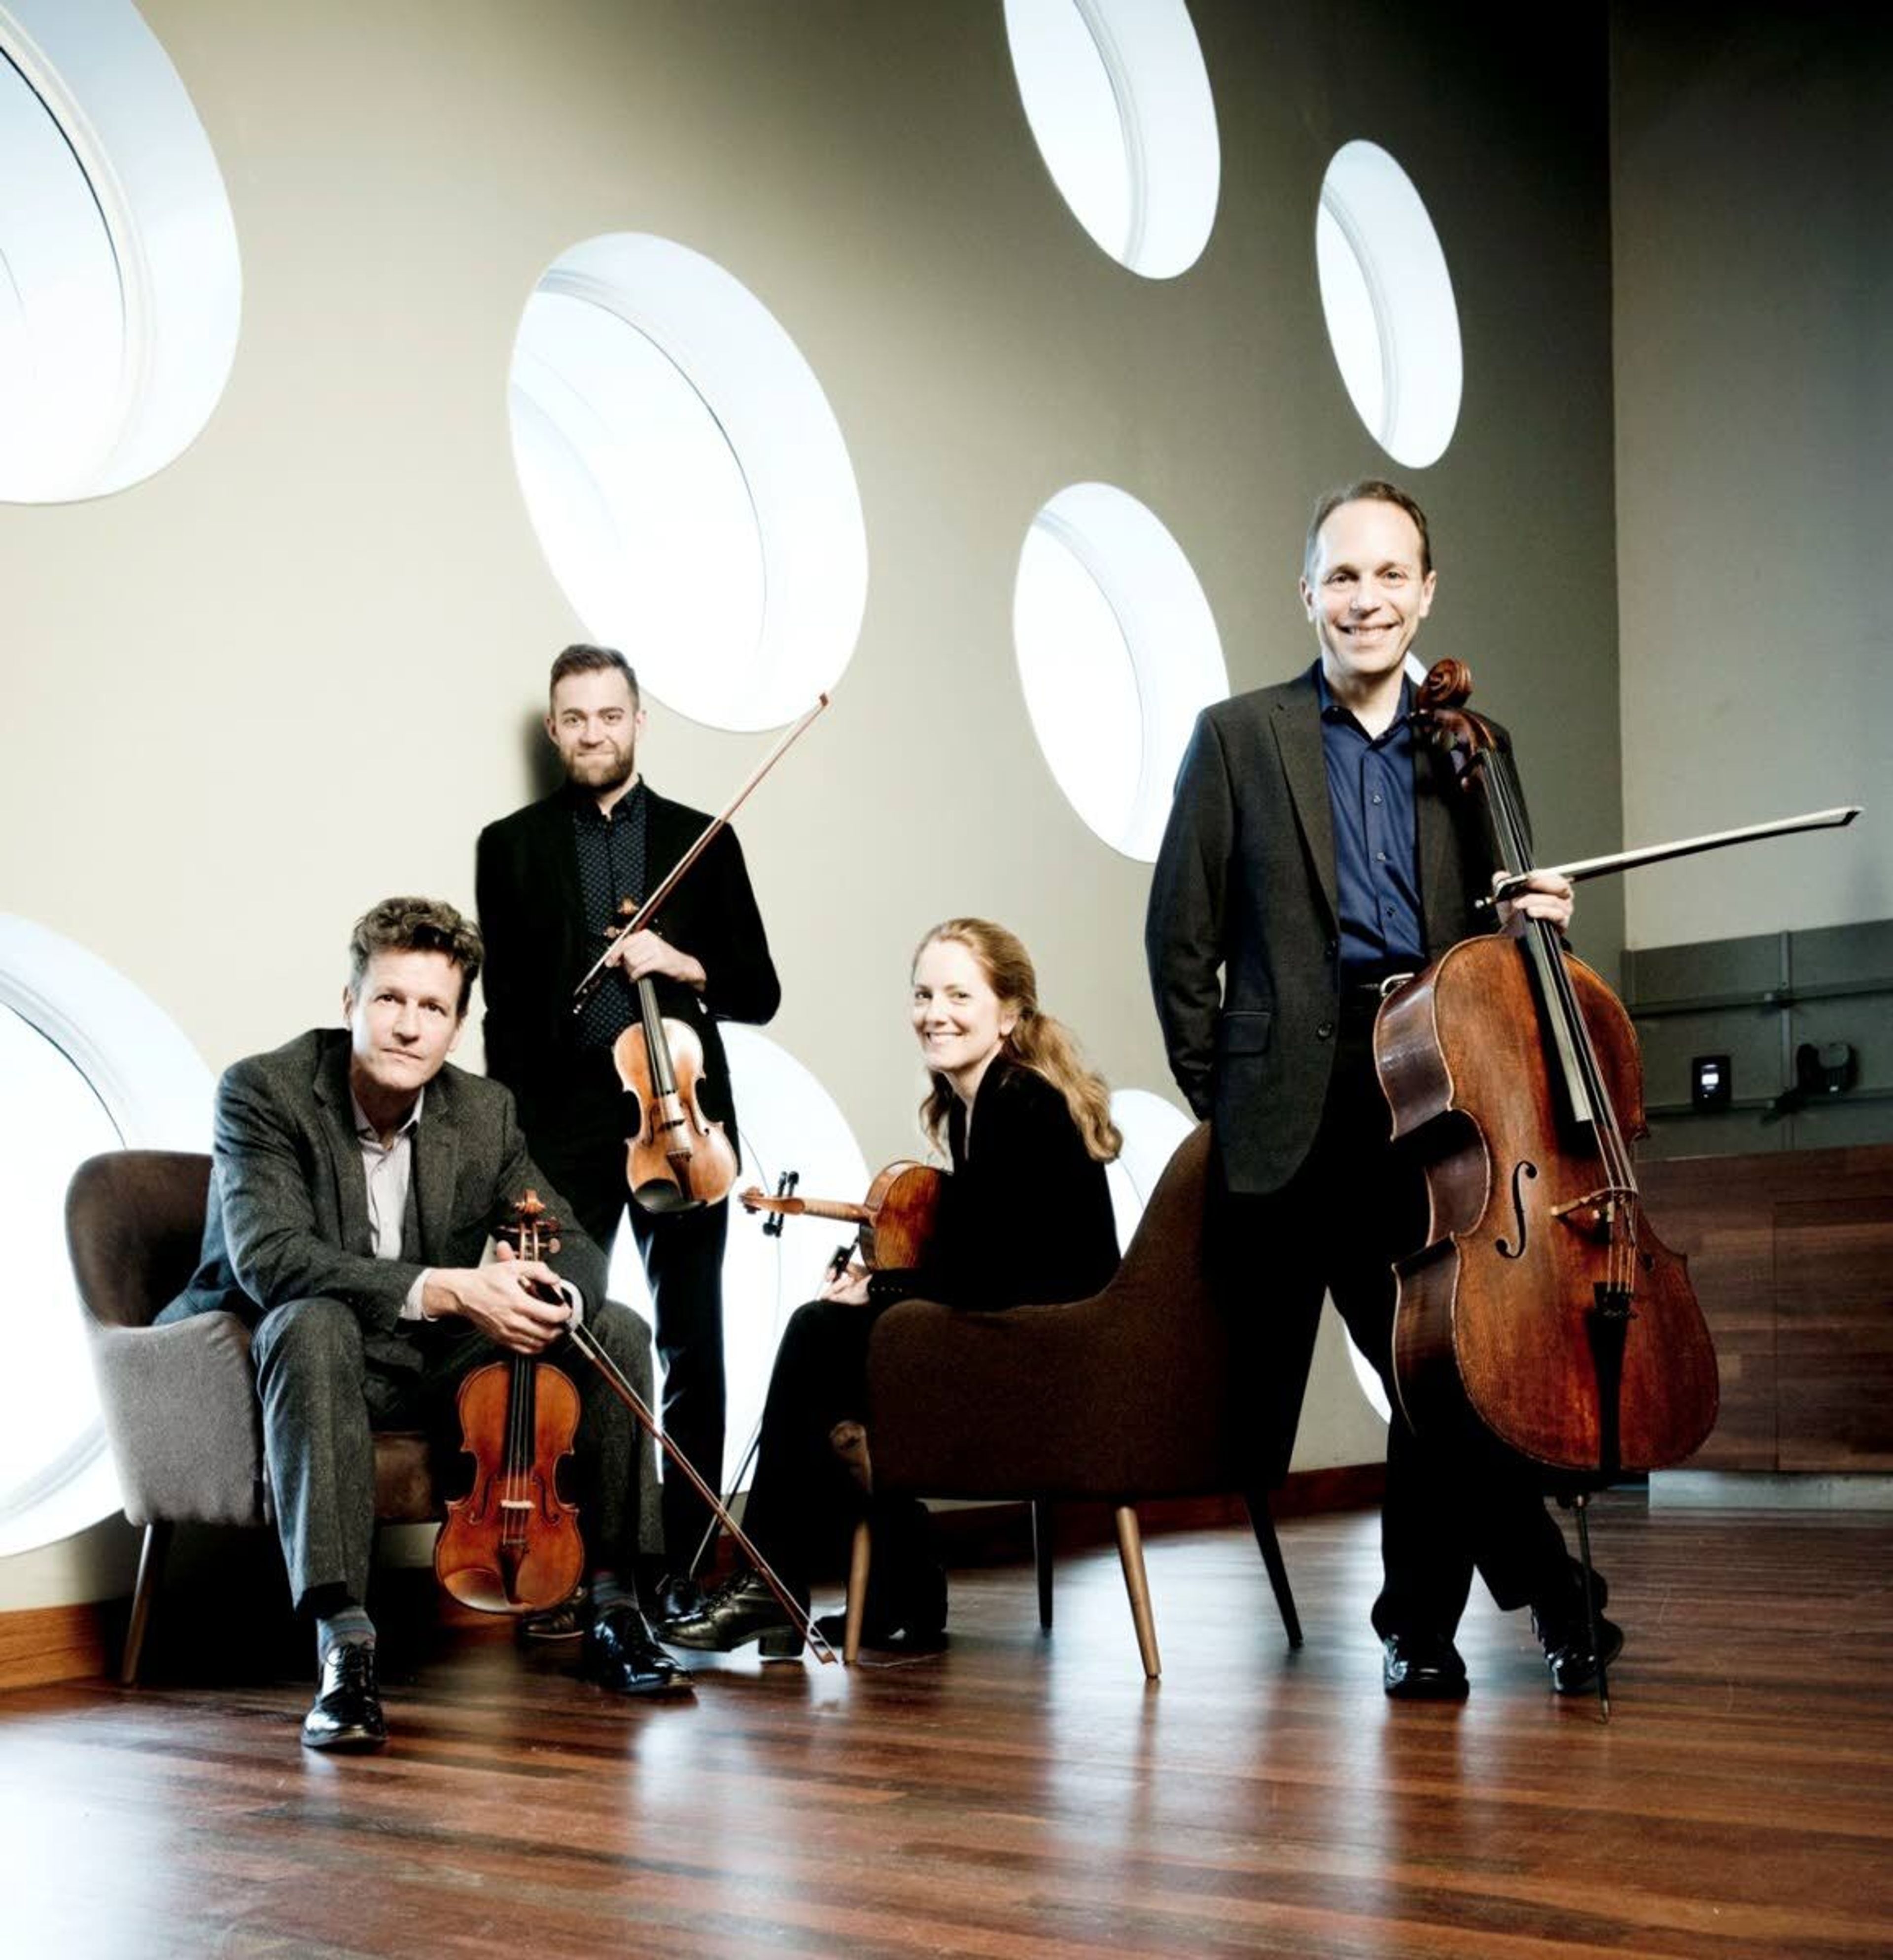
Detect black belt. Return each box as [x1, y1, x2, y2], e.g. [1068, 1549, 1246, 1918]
[1339, 969, 1417, 1019]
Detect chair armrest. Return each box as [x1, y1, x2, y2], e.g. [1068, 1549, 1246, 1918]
[85, 1313, 265, 1528]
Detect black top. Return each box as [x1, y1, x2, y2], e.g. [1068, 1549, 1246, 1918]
[869, 1058, 1120, 1312]
[475, 783, 779, 1142]
[569, 778, 651, 1049]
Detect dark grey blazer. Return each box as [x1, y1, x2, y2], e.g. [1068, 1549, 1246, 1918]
[1144, 663, 1507, 1196]
[166, 1027, 606, 1335]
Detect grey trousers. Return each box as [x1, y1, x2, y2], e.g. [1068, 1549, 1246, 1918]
[250, 1295, 662, 1613]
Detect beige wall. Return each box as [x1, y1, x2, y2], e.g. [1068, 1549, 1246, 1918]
[2, 0, 1623, 1606]
[1613, 5, 1893, 948]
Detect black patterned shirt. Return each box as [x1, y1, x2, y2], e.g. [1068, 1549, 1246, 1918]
[571, 779, 649, 1049]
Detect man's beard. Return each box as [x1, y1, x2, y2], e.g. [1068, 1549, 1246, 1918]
[566, 741, 635, 791]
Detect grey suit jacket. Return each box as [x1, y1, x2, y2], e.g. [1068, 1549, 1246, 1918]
[1144, 663, 1508, 1196]
[166, 1027, 606, 1335]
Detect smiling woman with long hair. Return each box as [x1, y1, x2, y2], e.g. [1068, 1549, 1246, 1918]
[662, 917, 1121, 1658]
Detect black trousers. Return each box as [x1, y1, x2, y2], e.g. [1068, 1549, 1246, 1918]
[530, 1072, 729, 1572]
[737, 1295, 892, 1593]
[1218, 1008, 1577, 1642]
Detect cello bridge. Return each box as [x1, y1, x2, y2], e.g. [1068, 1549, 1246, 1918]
[1549, 1187, 1634, 1242]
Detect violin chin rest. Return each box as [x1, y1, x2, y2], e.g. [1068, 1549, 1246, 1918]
[630, 1181, 704, 1216]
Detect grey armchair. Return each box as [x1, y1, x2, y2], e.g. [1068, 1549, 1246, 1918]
[66, 1150, 436, 1683]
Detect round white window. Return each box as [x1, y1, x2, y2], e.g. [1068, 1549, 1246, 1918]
[1002, 0, 1219, 278]
[509, 234, 868, 734]
[0, 915, 212, 1554]
[606, 1026, 869, 1496]
[1315, 140, 1462, 469]
[1014, 482, 1228, 861]
[0, 0, 241, 502]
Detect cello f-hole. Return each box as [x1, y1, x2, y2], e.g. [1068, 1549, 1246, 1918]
[1496, 1159, 1538, 1260]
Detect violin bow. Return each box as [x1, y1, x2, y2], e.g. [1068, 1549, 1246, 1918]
[1485, 804, 1861, 908]
[562, 1317, 839, 1664]
[572, 693, 832, 1011]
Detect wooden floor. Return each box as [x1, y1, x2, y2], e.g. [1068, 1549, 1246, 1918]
[3, 1495, 1891, 1959]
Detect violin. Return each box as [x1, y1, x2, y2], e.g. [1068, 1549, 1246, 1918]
[738, 1160, 944, 1270]
[608, 901, 738, 1215]
[1374, 658, 1721, 1481]
[433, 1192, 587, 1615]
[435, 1191, 839, 1660]
[569, 695, 830, 1216]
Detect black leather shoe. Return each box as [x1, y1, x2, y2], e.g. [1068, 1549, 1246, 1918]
[649, 1573, 706, 1626]
[1538, 1614, 1625, 1695]
[301, 1642, 388, 1751]
[518, 1584, 589, 1644]
[816, 1553, 949, 1650]
[1382, 1631, 1470, 1701]
[662, 1573, 806, 1659]
[580, 1605, 694, 1696]
[1530, 1560, 1621, 1694]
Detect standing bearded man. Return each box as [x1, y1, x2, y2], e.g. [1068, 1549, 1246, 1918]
[477, 645, 779, 1622]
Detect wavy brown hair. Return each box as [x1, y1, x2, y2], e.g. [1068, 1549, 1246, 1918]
[913, 918, 1121, 1164]
[347, 896, 483, 1016]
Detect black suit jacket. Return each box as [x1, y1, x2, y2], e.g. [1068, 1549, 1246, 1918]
[475, 784, 779, 1146]
[1144, 663, 1511, 1196]
[167, 1028, 605, 1336]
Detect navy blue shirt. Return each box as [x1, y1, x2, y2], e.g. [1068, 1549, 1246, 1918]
[1315, 665, 1425, 980]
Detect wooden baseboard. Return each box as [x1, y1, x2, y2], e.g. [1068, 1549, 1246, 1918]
[0, 1601, 113, 1691]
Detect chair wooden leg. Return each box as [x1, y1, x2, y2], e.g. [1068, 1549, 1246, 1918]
[1113, 1505, 1160, 1680]
[1245, 1489, 1304, 1649]
[122, 1521, 172, 1686]
[843, 1520, 872, 1665]
[1031, 1499, 1053, 1632]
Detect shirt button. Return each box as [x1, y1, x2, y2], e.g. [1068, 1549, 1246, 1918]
[1375, 851, 1387, 862]
[1371, 793, 1383, 805]
[1317, 1021, 1334, 1041]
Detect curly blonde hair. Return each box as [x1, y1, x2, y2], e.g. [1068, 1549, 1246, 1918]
[913, 918, 1120, 1164]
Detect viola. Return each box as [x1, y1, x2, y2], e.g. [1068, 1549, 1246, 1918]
[738, 1160, 944, 1270]
[568, 695, 830, 1217]
[609, 905, 738, 1215]
[1374, 658, 1722, 1482]
[433, 1192, 586, 1615]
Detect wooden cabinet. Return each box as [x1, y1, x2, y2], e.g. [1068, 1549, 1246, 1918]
[1637, 1146, 1893, 1471]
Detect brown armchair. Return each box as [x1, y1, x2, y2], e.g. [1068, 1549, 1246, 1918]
[66, 1150, 437, 1683]
[853, 1122, 1302, 1677]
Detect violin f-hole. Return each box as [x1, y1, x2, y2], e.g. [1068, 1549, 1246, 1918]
[1495, 1159, 1538, 1259]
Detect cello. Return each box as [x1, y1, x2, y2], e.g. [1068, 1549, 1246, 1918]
[1376, 659, 1722, 1480]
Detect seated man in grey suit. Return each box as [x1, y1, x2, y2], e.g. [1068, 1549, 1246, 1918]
[162, 895, 685, 1751]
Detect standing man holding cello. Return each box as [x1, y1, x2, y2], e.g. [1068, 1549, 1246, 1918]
[478, 645, 780, 1622]
[1145, 480, 1621, 1701]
